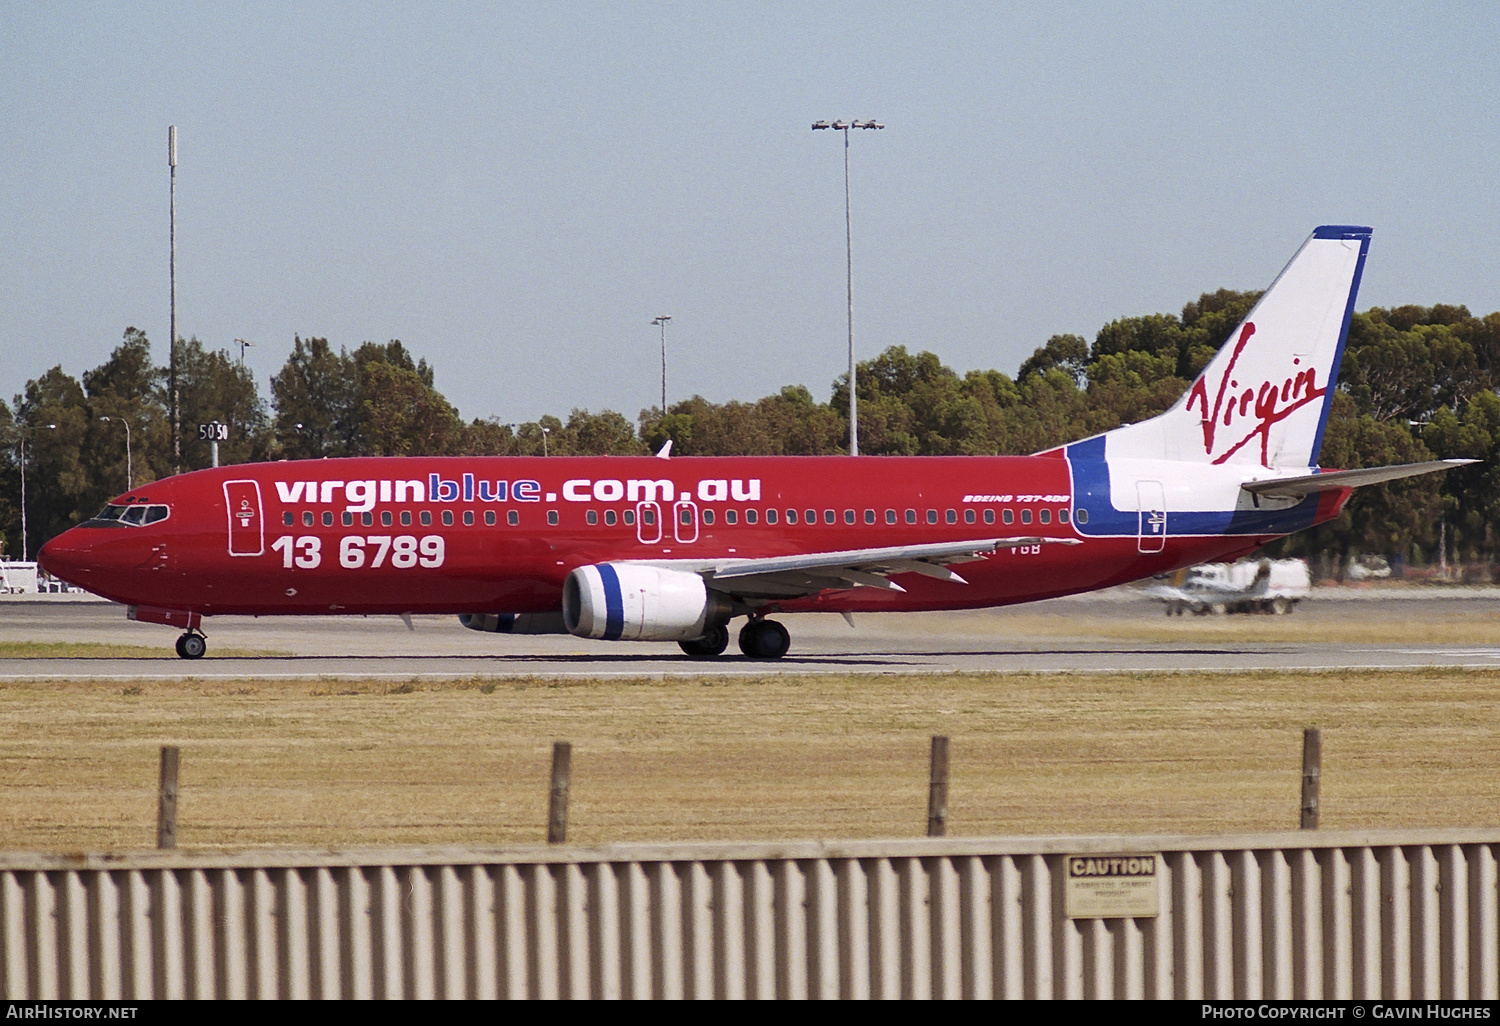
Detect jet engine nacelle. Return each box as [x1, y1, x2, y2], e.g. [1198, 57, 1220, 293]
[458, 612, 568, 634]
[563, 563, 730, 641]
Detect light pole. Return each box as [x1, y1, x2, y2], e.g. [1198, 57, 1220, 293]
[651, 315, 671, 414]
[169, 125, 180, 474]
[99, 417, 133, 490]
[541, 426, 551, 457]
[811, 118, 883, 456]
[235, 338, 253, 366]
[17, 424, 57, 561]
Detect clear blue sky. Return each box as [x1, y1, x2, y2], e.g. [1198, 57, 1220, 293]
[3, 2, 1496, 424]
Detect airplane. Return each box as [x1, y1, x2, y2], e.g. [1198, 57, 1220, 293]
[1143, 558, 1310, 616]
[38, 225, 1474, 660]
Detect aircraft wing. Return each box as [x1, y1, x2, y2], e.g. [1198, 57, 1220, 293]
[1241, 459, 1476, 499]
[683, 537, 1081, 599]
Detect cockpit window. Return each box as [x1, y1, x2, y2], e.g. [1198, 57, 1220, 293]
[92, 503, 169, 526]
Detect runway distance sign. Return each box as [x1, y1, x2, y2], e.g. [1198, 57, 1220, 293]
[198, 421, 230, 441]
[1065, 853, 1161, 918]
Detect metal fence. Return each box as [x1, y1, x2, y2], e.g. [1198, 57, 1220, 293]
[3, 828, 1497, 999]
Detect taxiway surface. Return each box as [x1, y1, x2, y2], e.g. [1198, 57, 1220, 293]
[3, 589, 1499, 680]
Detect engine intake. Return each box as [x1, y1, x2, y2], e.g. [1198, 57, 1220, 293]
[563, 563, 730, 641]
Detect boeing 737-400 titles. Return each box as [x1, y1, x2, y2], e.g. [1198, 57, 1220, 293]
[39, 226, 1473, 658]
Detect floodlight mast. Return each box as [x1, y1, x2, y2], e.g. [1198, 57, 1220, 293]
[168, 126, 180, 474]
[811, 119, 883, 456]
[652, 316, 672, 414]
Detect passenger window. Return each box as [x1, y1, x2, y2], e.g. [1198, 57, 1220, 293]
[786, 509, 798, 524]
[766, 509, 778, 525]
[945, 510, 956, 524]
[984, 509, 995, 525]
[1076, 509, 1089, 525]
[604, 510, 616, 526]
[702, 509, 715, 525]
[283, 512, 294, 527]
[906, 509, 917, 525]
[886, 510, 896, 525]
[382, 511, 393, 527]
[547, 511, 559, 526]
[746, 509, 758, 525]
[965, 509, 976, 525]
[725, 510, 738, 525]
[323, 512, 334, 527]
[1059, 509, 1070, 525]
[485, 511, 497, 526]
[844, 510, 855, 525]
[464, 510, 474, 526]
[302, 511, 314, 527]
[587, 510, 598, 526]
[1039, 509, 1051, 525]
[401, 511, 412, 527]
[420, 511, 432, 527]
[442, 510, 453, 526]
[362, 512, 373, 527]
[926, 510, 937, 525]
[1021, 509, 1032, 525]
[1003, 509, 1014, 525]
[623, 509, 634, 526]
[864, 509, 875, 525]
[342, 512, 354, 527]
[824, 510, 836, 525]
[806, 509, 817, 524]
[679, 508, 691, 525]
[508, 511, 520, 526]
[644, 509, 656, 525]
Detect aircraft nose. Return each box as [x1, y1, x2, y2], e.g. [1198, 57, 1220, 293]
[38, 526, 116, 590]
[38, 530, 87, 583]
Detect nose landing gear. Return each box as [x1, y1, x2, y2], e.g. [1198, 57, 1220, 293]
[174, 632, 207, 659]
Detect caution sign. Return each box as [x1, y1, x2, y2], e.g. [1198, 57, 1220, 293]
[1064, 853, 1160, 919]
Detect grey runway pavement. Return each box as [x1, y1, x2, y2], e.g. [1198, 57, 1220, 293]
[1, 590, 1499, 679]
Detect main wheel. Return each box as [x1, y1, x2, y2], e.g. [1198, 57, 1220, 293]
[738, 619, 790, 660]
[679, 623, 730, 658]
[176, 633, 206, 660]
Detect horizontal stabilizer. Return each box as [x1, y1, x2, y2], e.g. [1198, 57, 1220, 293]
[1241, 459, 1477, 498]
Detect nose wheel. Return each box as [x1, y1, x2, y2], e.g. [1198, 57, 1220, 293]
[174, 632, 207, 660]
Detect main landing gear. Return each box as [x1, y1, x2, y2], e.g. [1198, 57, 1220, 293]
[174, 632, 206, 660]
[676, 617, 792, 660]
[678, 623, 730, 658]
[737, 618, 790, 660]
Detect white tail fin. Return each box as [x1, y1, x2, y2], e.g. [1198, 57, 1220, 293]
[1104, 226, 1371, 470]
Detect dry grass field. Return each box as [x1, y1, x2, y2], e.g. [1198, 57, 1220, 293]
[2, 665, 1498, 853]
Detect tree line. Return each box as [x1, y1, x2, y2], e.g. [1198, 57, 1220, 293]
[6, 288, 1500, 568]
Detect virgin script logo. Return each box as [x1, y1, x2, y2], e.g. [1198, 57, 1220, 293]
[1184, 322, 1326, 467]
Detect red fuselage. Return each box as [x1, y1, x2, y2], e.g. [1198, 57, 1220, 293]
[37, 454, 1347, 619]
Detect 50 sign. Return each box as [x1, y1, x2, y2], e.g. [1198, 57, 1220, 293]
[271, 535, 445, 570]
